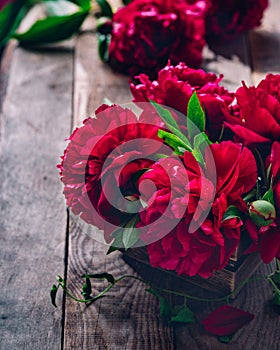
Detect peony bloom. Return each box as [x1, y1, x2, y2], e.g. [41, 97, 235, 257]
[131, 62, 234, 141]
[58, 104, 164, 240]
[108, 0, 208, 76]
[139, 141, 257, 277]
[206, 0, 269, 42]
[225, 74, 280, 148]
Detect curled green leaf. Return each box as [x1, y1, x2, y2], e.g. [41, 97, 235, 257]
[13, 9, 89, 46]
[50, 284, 59, 307]
[95, 0, 113, 18]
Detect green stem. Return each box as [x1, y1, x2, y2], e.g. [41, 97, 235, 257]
[267, 276, 280, 293]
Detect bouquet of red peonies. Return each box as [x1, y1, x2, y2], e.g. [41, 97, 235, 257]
[54, 63, 280, 340]
[97, 0, 269, 76]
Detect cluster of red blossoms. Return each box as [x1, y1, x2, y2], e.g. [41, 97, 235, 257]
[59, 63, 280, 279]
[103, 0, 269, 76]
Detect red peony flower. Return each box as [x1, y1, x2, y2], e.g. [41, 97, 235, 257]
[58, 104, 164, 240]
[202, 305, 255, 336]
[131, 62, 234, 141]
[225, 74, 280, 147]
[206, 0, 268, 42]
[108, 0, 208, 76]
[139, 141, 257, 277]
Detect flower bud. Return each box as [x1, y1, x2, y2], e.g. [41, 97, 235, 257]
[249, 200, 276, 227]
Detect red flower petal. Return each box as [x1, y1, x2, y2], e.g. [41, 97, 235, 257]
[202, 305, 255, 336]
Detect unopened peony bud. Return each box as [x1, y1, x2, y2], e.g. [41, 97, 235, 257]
[249, 200, 276, 227]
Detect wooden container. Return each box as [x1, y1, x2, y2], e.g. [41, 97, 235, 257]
[122, 237, 261, 297]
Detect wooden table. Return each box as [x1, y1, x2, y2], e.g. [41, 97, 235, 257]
[1, 1, 280, 349]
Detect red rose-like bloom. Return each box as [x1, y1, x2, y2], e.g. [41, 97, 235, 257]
[108, 0, 208, 76]
[206, 0, 268, 41]
[225, 74, 280, 146]
[58, 104, 163, 239]
[139, 141, 257, 277]
[131, 62, 234, 141]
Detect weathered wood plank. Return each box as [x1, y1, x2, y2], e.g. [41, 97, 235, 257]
[64, 1, 280, 349]
[0, 42, 73, 348]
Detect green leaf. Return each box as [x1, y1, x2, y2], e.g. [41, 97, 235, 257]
[56, 274, 66, 287]
[95, 0, 113, 18]
[262, 185, 275, 206]
[0, 0, 26, 48]
[146, 289, 171, 321]
[45, 0, 80, 17]
[122, 0, 133, 5]
[158, 129, 190, 154]
[68, 0, 91, 10]
[122, 216, 140, 250]
[187, 92, 206, 141]
[150, 101, 192, 151]
[170, 304, 195, 324]
[222, 205, 245, 222]
[106, 231, 124, 254]
[218, 335, 234, 344]
[272, 271, 280, 288]
[97, 32, 110, 62]
[83, 272, 115, 284]
[50, 284, 59, 307]
[13, 9, 89, 46]
[191, 132, 211, 166]
[81, 277, 92, 299]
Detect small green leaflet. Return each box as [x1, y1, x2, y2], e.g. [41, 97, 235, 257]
[97, 33, 110, 62]
[218, 335, 234, 344]
[150, 101, 192, 151]
[146, 288, 171, 321]
[187, 92, 206, 141]
[222, 205, 245, 222]
[272, 271, 280, 288]
[13, 9, 89, 46]
[170, 304, 195, 324]
[262, 184, 275, 206]
[192, 132, 212, 166]
[50, 284, 59, 307]
[107, 227, 124, 254]
[81, 276, 92, 300]
[122, 216, 140, 250]
[158, 129, 191, 154]
[95, 0, 113, 18]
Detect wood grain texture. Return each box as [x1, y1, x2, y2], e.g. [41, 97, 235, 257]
[63, 0, 280, 349]
[0, 43, 73, 349]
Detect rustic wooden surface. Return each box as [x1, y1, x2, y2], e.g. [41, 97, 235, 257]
[0, 0, 280, 349]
